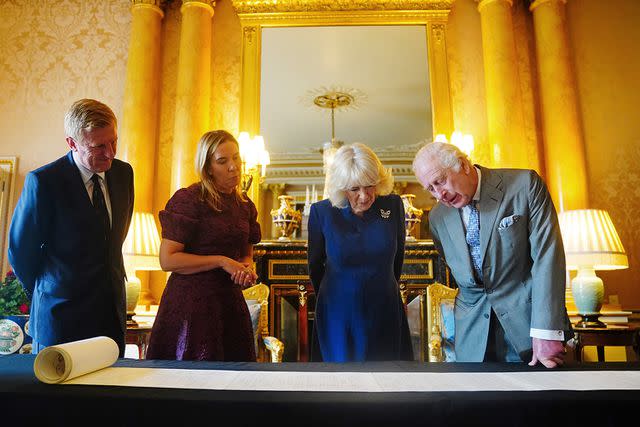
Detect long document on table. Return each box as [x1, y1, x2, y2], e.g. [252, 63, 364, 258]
[32, 336, 640, 392]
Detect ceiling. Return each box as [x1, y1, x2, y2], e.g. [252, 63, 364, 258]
[259, 25, 433, 161]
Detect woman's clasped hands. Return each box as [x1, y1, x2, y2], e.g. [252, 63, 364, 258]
[224, 258, 258, 288]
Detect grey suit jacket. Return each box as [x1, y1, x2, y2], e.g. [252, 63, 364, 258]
[429, 166, 573, 361]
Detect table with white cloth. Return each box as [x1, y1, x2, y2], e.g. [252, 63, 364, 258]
[1, 355, 639, 425]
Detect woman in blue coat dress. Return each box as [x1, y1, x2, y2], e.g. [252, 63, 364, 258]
[307, 143, 413, 362]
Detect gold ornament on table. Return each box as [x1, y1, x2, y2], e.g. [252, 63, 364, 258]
[271, 195, 302, 241]
[401, 194, 423, 241]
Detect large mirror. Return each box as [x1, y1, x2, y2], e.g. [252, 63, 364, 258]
[260, 25, 432, 165]
[234, 1, 453, 233]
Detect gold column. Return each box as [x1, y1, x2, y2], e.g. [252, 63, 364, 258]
[477, 0, 530, 169]
[171, 0, 215, 192]
[120, 0, 165, 306]
[530, 0, 588, 211]
[120, 0, 164, 212]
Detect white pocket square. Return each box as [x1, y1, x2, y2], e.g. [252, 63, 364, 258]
[499, 214, 521, 230]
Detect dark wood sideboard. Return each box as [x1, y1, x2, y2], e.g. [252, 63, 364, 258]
[253, 239, 450, 362]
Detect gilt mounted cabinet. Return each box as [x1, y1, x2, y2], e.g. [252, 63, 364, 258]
[253, 240, 450, 362]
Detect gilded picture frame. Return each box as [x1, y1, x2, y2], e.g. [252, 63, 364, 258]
[233, 0, 454, 147]
[0, 156, 17, 277]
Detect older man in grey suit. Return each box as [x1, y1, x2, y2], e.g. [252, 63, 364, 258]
[413, 142, 572, 368]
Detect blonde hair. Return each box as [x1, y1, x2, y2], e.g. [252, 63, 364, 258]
[64, 99, 117, 142]
[194, 130, 246, 212]
[326, 143, 394, 208]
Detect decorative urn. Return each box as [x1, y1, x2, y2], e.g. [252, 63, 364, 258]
[270, 195, 302, 241]
[401, 194, 423, 241]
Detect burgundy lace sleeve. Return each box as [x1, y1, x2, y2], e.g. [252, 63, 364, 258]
[159, 187, 199, 244]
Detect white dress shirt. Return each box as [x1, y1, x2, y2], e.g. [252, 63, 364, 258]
[72, 151, 113, 225]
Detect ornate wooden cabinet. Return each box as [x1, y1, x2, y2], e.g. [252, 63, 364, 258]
[253, 240, 450, 362]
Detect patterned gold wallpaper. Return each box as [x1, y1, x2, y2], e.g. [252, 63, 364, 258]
[567, 0, 640, 309]
[0, 0, 131, 184]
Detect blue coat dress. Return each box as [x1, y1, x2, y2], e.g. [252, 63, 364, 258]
[307, 194, 412, 362]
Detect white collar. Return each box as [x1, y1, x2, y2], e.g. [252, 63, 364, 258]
[471, 166, 481, 202]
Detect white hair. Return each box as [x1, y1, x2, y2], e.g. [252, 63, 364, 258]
[326, 143, 394, 208]
[412, 141, 468, 177]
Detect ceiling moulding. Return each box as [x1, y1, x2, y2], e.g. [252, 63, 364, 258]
[262, 163, 419, 186]
[230, 0, 454, 14]
[268, 141, 427, 163]
[264, 144, 423, 186]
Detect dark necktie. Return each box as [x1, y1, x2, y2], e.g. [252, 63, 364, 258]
[465, 201, 482, 283]
[91, 174, 110, 239]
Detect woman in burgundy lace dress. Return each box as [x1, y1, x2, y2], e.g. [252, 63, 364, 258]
[146, 130, 261, 361]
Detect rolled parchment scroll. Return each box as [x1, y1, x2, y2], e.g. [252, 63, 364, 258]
[33, 336, 119, 384]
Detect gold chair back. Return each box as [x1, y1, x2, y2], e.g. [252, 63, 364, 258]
[426, 282, 458, 362]
[243, 283, 284, 363]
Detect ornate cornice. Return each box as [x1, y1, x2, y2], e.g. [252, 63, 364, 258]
[231, 0, 453, 14]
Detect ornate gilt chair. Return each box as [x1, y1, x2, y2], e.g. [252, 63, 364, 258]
[243, 283, 284, 363]
[426, 282, 458, 362]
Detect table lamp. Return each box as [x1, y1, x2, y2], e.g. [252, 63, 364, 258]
[558, 209, 628, 328]
[123, 212, 162, 325]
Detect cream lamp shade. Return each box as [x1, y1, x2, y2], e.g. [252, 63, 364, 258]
[123, 212, 162, 323]
[558, 209, 628, 328]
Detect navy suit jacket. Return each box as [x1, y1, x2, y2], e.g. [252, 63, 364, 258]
[8, 151, 134, 355]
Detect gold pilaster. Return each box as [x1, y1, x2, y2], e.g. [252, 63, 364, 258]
[530, 0, 588, 210]
[239, 25, 261, 136]
[247, 168, 262, 225]
[429, 23, 454, 137]
[477, 0, 530, 169]
[171, 0, 215, 192]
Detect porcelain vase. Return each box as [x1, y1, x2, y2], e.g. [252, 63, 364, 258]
[270, 195, 302, 241]
[0, 315, 32, 355]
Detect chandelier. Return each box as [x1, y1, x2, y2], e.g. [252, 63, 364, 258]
[301, 85, 367, 199]
[301, 85, 367, 142]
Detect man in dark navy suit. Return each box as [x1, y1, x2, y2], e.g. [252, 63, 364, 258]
[9, 99, 134, 357]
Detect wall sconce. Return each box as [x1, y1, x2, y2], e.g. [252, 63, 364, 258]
[558, 209, 628, 328]
[123, 212, 162, 325]
[435, 131, 475, 157]
[238, 131, 270, 193]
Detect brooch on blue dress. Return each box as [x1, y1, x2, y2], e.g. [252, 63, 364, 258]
[380, 209, 391, 219]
